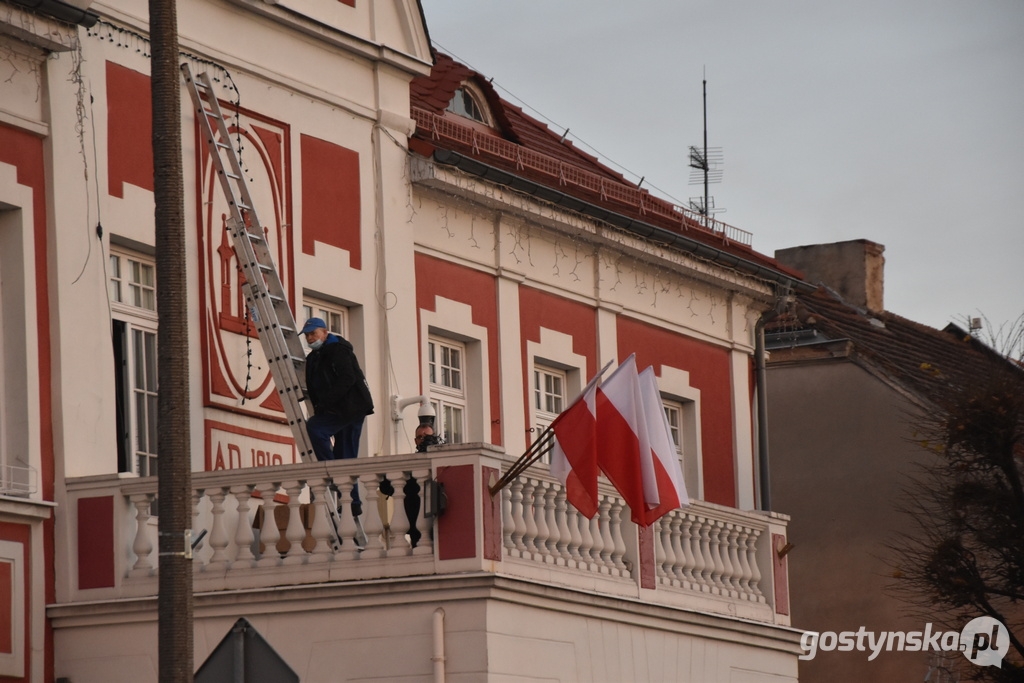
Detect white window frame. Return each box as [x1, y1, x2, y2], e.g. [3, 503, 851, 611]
[110, 248, 160, 477]
[533, 364, 568, 465]
[417, 296, 490, 451]
[657, 365, 704, 501]
[301, 299, 348, 350]
[428, 336, 467, 445]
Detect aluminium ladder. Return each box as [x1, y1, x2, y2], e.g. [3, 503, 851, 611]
[181, 64, 348, 549]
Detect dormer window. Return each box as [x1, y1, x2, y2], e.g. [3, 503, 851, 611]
[446, 86, 488, 124]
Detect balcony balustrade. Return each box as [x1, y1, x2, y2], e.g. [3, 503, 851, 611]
[61, 444, 789, 626]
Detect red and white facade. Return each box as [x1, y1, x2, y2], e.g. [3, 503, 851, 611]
[1, 0, 803, 680]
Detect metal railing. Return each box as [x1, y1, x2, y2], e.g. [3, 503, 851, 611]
[412, 107, 754, 246]
[0, 463, 38, 496]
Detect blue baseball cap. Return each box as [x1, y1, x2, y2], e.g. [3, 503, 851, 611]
[300, 317, 327, 334]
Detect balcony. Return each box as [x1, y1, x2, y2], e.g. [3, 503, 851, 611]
[57, 443, 791, 628]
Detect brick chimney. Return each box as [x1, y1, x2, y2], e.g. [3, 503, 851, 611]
[775, 239, 885, 312]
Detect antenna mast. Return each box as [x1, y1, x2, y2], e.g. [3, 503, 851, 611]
[689, 72, 724, 224]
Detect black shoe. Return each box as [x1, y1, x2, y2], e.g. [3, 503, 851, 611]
[350, 500, 363, 518]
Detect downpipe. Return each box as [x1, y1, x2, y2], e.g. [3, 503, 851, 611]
[432, 607, 446, 683]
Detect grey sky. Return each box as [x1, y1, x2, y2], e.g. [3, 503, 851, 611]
[419, 1, 1023, 337]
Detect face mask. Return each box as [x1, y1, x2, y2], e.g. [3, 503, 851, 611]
[309, 338, 324, 350]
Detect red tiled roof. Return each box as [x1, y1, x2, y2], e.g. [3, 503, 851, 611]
[771, 287, 1017, 404]
[409, 51, 801, 280]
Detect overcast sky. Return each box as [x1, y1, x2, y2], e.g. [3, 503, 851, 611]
[419, 1, 1023, 340]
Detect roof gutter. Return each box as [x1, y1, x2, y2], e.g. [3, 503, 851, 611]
[10, 0, 99, 27]
[430, 148, 814, 295]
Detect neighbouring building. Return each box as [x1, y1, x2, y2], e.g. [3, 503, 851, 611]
[2, 0, 808, 680]
[765, 239, 1018, 682]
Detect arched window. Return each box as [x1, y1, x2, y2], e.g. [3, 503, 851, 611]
[446, 87, 487, 124]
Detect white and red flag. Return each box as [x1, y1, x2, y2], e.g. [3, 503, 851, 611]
[548, 360, 613, 519]
[637, 365, 689, 524]
[594, 355, 652, 525]
[549, 355, 689, 525]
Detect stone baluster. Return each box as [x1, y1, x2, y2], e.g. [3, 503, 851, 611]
[335, 477, 361, 560]
[531, 479, 550, 562]
[669, 515, 688, 587]
[577, 505, 595, 569]
[734, 527, 754, 597]
[597, 497, 614, 572]
[411, 468, 433, 557]
[608, 499, 628, 574]
[724, 525, 743, 595]
[520, 479, 539, 558]
[501, 486, 514, 553]
[566, 498, 584, 565]
[553, 488, 572, 564]
[746, 528, 764, 598]
[654, 517, 669, 582]
[707, 521, 727, 593]
[509, 479, 527, 556]
[694, 516, 713, 591]
[659, 518, 675, 581]
[543, 483, 560, 562]
[281, 480, 308, 563]
[231, 484, 257, 566]
[129, 493, 155, 576]
[360, 473, 386, 559]
[386, 471, 412, 558]
[256, 482, 282, 565]
[307, 479, 337, 560]
[587, 505, 604, 571]
[206, 487, 231, 569]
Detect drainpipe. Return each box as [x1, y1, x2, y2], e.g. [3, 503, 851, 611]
[755, 316, 771, 511]
[432, 607, 446, 683]
[755, 289, 791, 511]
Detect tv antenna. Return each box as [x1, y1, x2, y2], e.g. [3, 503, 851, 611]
[689, 74, 724, 221]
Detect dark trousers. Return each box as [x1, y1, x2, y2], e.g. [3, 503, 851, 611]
[308, 415, 364, 509]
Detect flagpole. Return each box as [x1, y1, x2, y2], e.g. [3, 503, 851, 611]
[488, 358, 615, 496]
[488, 426, 556, 495]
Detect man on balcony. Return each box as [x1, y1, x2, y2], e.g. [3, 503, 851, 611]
[301, 317, 374, 463]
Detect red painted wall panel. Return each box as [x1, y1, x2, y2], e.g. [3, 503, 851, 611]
[106, 61, 153, 198]
[436, 465, 476, 560]
[617, 317, 737, 507]
[518, 287, 597, 445]
[299, 134, 361, 268]
[414, 254, 502, 445]
[772, 532, 790, 615]
[77, 497, 116, 589]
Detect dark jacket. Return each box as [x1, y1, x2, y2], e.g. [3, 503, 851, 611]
[305, 334, 374, 422]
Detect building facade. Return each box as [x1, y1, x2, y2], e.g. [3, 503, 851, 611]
[2, 1, 804, 680]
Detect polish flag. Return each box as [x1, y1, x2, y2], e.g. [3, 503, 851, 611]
[549, 360, 612, 519]
[549, 383, 599, 518]
[638, 366, 689, 524]
[595, 355, 656, 526]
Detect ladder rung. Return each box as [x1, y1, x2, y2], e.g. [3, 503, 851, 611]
[215, 140, 232, 150]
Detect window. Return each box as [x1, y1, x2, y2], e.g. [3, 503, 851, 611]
[109, 252, 156, 311]
[533, 365, 566, 464]
[446, 87, 486, 124]
[663, 400, 684, 459]
[110, 249, 159, 477]
[428, 337, 466, 444]
[301, 300, 347, 349]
